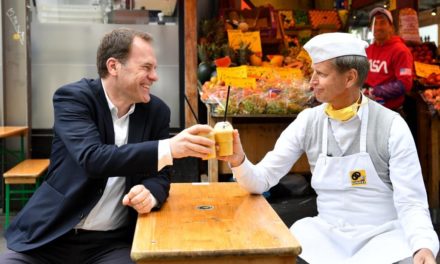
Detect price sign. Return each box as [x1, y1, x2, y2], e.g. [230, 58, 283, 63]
[227, 30, 262, 53]
[217, 66, 248, 80]
[222, 77, 257, 89]
[246, 66, 274, 79]
[414, 61, 440, 78]
[274, 67, 303, 79]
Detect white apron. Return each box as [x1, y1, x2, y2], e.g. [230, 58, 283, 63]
[290, 105, 412, 264]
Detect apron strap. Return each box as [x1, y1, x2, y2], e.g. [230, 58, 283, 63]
[359, 103, 369, 153]
[322, 116, 328, 155]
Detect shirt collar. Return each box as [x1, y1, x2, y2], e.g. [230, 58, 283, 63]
[101, 80, 135, 119]
[356, 93, 368, 121]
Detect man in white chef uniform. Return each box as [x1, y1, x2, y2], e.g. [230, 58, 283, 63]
[219, 32, 439, 264]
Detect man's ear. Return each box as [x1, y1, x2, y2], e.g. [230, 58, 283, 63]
[346, 69, 358, 88]
[107, 58, 119, 76]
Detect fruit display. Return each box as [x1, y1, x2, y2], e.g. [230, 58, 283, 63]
[308, 10, 341, 30]
[195, 6, 326, 117]
[423, 72, 440, 86]
[282, 46, 313, 79]
[408, 43, 436, 64]
[422, 88, 440, 113]
[199, 74, 313, 116]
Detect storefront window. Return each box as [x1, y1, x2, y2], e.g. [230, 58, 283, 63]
[419, 24, 438, 46]
[34, 0, 177, 24]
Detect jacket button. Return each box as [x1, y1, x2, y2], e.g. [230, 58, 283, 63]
[79, 213, 84, 219]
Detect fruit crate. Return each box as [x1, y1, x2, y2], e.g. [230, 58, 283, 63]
[421, 88, 440, 116]
[220, 6, 278, 39]
[308, 10, 341, 30]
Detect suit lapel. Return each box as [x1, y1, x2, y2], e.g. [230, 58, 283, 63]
[91, 78, 115, 144]
[128, 103, 150, 144]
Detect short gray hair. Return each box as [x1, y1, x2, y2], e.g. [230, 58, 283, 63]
[331, 55, 370, 87]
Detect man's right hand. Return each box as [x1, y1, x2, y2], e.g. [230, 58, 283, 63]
[217, 129, 246, 168]
[169, 124, 215, 159]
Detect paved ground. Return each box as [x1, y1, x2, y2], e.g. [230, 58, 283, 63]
[1, 203, 440, 263]
[0, 214, 8, 253]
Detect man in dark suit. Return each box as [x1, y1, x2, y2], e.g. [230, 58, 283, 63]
[0, 28, 214, 263]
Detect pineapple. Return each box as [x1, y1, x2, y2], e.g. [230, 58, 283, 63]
[236, 42, 252, 66]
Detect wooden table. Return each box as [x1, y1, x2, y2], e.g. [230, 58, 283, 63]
[131, 182, 301, 264]
[0, 126, 29, 211]
[0, 126, 28, 162]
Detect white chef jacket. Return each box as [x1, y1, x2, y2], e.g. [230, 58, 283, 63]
[232, 97, 439, 257]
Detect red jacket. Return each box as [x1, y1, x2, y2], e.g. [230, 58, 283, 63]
[365, 36, 413, 109]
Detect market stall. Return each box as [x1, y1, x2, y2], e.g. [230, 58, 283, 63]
[194, 3, 346, 180]
[414, 64, 440, 208]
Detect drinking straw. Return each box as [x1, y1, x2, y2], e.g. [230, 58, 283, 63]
[224, 85, 231, 122]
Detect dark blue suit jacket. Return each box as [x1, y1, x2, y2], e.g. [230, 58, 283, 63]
[5, 78, 171, 252]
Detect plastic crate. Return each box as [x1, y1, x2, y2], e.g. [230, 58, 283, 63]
[308, 10, 341, 30]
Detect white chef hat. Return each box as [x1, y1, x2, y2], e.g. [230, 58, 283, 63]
[369, 7, 393, 24]
[303, 32, 368, 64]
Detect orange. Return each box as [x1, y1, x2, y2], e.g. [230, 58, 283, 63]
[250, 54, 262, 66]
[270, 55, 284, 67]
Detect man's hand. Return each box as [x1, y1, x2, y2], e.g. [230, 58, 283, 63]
[217, 129, 245, 167]
[413, 248, 436, 264]
[122, 185, 155, 214]
[169, 124, 215, 159]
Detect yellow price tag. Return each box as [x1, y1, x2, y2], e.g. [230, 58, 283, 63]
[414, 61, 440, 78]
[246, 66, 274, 79]
[227, 30, 262, 53]
[217, 66, 247, 80]
[274, 67, 303, 79]
[223, 77, 256, 89]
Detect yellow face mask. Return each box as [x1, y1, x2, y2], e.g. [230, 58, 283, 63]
[325, 97, 365, 121]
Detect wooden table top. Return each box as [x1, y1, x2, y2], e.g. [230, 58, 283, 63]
[131, 182, 301, 262]
[0, 126, 28, 138]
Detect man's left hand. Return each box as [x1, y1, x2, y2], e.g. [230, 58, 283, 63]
[413, 248, 436, 264]
[122, 185, 156, 214]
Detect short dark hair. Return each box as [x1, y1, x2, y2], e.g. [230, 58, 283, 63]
[96, 28, 153, 78]
[331, 55, 370, 87]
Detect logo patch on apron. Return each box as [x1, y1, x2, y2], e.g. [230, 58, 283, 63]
[350, 169, 367, 186]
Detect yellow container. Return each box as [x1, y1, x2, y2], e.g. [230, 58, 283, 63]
[214, 121, 233, 157]
[200, 131, 216, 160]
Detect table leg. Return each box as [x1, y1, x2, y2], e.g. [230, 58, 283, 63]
[5, 183, 10, 228]
[1, 139, 4, 214]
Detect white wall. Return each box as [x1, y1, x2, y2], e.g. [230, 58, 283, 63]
[30, 8, 180, 129]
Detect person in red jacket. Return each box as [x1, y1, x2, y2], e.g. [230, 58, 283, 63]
[365, 7, 414, 112]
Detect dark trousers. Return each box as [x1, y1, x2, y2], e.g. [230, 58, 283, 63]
[0, 228, 134, 264]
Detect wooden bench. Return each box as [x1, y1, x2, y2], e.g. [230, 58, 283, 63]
[3, 159, 50, 228]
